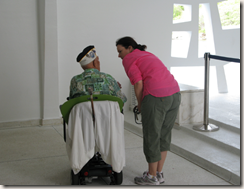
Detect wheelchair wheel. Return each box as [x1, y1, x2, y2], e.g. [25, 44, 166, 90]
[110, 171, 123, 185]
[70, 170, 80, 185]
[114, 171, 123, 185]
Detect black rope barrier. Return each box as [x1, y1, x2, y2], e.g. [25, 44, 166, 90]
[209, 54, 240, 63]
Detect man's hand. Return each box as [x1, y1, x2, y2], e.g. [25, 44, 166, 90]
[117, 81, 122, 89]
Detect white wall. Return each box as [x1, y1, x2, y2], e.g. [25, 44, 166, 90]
[0, 0, 241, 124]
[57, 0, 240, 110]
[0, 0, 41, 122]
[57, 0, 172, 111]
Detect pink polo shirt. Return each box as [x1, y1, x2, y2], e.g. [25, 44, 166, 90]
[122, 49, 180, 100]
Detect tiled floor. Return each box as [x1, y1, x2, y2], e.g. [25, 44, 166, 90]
[0, 124, 231, 186]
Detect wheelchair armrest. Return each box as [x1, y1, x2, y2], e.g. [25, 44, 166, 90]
[60, 94, 124, 125]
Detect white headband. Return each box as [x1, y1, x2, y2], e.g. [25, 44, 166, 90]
[79, 48, 97, 66]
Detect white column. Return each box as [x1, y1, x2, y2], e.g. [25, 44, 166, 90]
[209, 1, 228, 93]
[39, 0, 60, 125]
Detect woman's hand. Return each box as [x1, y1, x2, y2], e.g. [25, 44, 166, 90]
[137, 104, 141, 112]
[134, 80, 143, 112]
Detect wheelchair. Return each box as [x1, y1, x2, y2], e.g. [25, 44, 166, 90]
[60, 94, 124, 185]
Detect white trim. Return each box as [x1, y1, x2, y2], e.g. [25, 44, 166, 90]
[0, 118, 63, 129]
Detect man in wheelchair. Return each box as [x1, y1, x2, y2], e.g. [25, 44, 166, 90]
[69, 45, 127, 103]
[60, 45, 127, 185]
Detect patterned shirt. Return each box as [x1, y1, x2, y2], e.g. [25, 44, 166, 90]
[69, 68, 127, 103]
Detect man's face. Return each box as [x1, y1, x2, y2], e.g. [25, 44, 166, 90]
[94, 56, 100, 71]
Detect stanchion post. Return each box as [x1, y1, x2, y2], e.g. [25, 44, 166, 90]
[204, 52, 210, 127]
[193, 53, 219, 132]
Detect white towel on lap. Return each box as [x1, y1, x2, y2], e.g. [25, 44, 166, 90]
[66, 100, 125, 174]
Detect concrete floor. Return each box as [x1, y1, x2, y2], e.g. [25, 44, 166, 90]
[0, 123, 232, 186]
[209, 92, 240, 129]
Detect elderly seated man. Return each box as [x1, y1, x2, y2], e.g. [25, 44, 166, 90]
[69, 45, 127, 104]
[65, 45, 127, 176]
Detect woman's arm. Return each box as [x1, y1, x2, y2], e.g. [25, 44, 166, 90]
[134, 80, 143, 112]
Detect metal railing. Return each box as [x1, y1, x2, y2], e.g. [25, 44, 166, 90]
[193, 52, 240, 132]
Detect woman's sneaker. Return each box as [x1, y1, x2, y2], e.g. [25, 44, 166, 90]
[134, 172, 159, 185]
[156, 172, 165, 183]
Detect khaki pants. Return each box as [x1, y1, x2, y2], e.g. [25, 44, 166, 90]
[141, 92, 181, 163]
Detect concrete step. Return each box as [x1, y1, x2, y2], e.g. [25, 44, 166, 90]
[175, 122, 240, 155]
[123, 111, 240, 185]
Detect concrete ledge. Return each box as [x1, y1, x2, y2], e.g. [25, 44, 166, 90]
[41, 118, 63, 126]
[171, 127, 240, 185]
[0, 118, 63, 129]
[170, 142, 240, 185]
[176, 84, 204, 126]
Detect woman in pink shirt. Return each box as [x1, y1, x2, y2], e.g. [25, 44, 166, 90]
[116, 36, 181, 185]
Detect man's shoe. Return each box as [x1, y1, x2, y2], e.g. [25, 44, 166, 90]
[134, 172, 159, 185]
[156, 172, 165, 183]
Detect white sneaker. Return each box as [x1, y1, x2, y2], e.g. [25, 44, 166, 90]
[156, 172, 165, 183]
[134, 172, 159, 185]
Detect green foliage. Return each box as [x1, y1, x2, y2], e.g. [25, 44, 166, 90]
[218, 0, 240, 26]
[199, 14, 205, 34]
[173, 5, 184, 20]
[198, 0, 240, 36]
[173, 0, 240, 37]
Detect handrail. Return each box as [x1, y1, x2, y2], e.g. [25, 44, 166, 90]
[193, 53, 240, 132]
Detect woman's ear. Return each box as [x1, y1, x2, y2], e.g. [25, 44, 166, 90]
[128, 46, 134, 52]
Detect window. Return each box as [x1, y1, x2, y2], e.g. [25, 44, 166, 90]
[198, 3, 216, 58]
[173, 4, 192, 24]
[171, 4, 192, 58]
[217, 0, 240, 30]
[171, 31, 192, 58]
